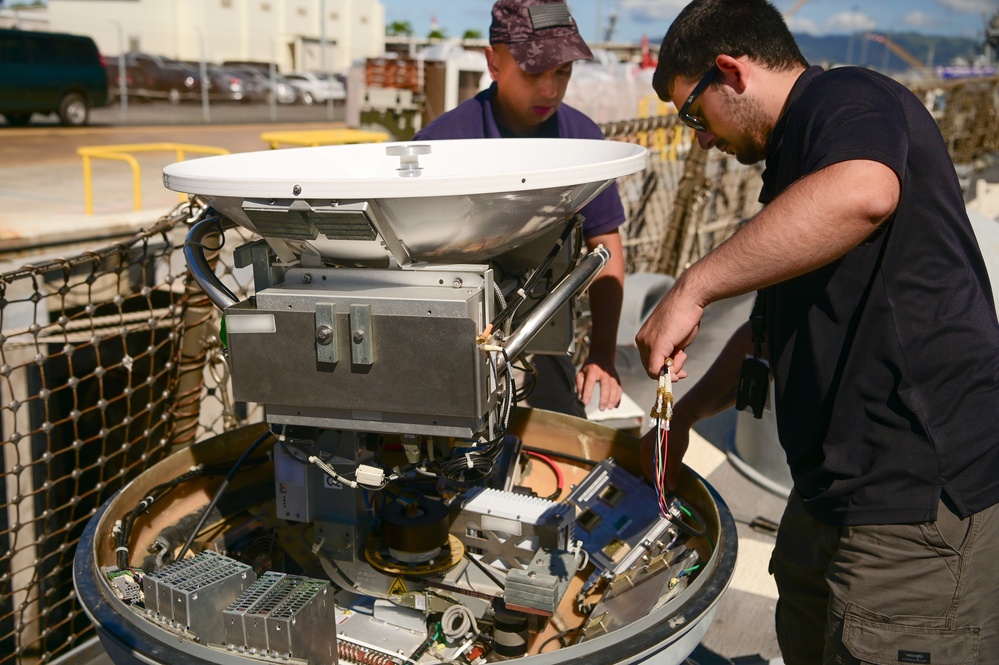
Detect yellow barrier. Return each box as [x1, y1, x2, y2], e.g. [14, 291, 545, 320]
[636, 94, 687, 160]
[77, 143, 230, 216]
[260, 128, 390, 149]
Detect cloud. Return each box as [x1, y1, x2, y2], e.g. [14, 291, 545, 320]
[786, 16, 820, 35]
[938, 0, 997, 14]
[824, 11, 877, 33]
[904, 10, 942, 28]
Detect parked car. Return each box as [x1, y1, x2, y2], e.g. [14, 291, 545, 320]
[284, 72, 346, 104]
[104, 58, 145, 102]
[198, 64, 249, 102]
[0, 27, 108, 126]
[232, 69, 298, 104]
[123, 52, 201, 104]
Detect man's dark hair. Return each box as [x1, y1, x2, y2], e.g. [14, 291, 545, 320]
[654, 0, 808, 97]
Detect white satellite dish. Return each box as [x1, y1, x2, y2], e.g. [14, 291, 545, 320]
[163, 138, 646, 263]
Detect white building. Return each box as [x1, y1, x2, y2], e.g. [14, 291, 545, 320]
[47, 0, 385, 74]
[0, 6, 49, 31]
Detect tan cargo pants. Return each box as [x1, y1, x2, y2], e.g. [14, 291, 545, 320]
[770, 490, 999, 664]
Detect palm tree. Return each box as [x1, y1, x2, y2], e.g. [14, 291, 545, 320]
[387, 20, 413, 37]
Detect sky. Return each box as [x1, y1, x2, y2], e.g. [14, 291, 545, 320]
[380, 0, 999, 43]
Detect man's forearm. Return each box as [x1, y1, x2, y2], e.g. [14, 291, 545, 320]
[585, 230, 625, 361]
[638, 159, 898, 376]
[678, 159, 899, 307]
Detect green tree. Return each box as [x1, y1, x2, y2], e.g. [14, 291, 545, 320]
[462, 29, 483, 41]
[428, 28, 447, 40]
[387, 20, 413, 37]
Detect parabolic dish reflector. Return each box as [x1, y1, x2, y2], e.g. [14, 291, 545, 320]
[163, 138, 647, 263]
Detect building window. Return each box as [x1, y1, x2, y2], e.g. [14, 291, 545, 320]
[261, 3, 271, 11]
[360, 16, 368, 24]
[297, 7, 306, 17]
[221, 0, 232, 7]
[330, 12, 339, 21]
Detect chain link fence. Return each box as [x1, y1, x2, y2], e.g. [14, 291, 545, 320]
[1, 73, 997, 665]
[601, 115, 764, 275]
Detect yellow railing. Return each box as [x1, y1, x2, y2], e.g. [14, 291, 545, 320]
[78, 143, 230, 215]
[260, 128, 390, 149]
[636, 93, 687, 159]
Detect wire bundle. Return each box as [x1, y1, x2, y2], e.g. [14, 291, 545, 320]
[114, 465, 206, 569]
[653, 416, 670, 517]
[435, 350, 516, 482]
[650, 360, 674, 517]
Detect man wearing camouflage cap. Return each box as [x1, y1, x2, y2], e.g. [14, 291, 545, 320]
[414, 0, 627, 418]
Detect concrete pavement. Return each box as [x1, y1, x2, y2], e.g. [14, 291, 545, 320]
[0, 120, 343, 261]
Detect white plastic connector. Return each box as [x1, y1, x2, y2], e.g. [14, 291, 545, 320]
[355, 464, 385, 488]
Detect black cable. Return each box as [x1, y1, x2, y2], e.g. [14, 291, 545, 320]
[435, 353, 517, 482]
[175, 429, 275, 562]
[463, 552, 506, 590]
[513, 357, 537, 402]
[539, 626, 582, 653]
[278, 436, 311, 464]
[114, 455, 272, 569]
[490, 219, 578, 331]
[668, 501, 709, 540]
[115, 466, 206, 569]
[501, 349, 517, 424]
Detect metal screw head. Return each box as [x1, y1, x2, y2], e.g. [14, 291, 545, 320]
[302, 273, 312, 283]
[452, 278, 463, 288]
[353, 330, 365, 343]
[293, 184, 302, 195]
[316, 325, 333, 345]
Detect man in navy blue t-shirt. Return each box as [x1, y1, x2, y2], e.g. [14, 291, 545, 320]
[413, 0, 627, 418]
[636, 0, 999, 662]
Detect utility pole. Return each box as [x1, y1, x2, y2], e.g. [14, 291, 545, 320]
[845, 4, 859, 65]
[320, 0, 333, 121]
[195, 26, 210, 123]
[110, 19, 128, 121]
[604, 11, 618, 43]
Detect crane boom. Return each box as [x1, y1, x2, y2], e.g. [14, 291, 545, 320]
[865, 33, 932, 75]
[784, 0, 810, 18]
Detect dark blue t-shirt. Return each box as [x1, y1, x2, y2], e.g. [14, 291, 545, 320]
[761, 66, 999, 524]
[413, 84, 626, 238]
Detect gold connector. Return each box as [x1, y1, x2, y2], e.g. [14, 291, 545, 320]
[649, 359, 674, 421]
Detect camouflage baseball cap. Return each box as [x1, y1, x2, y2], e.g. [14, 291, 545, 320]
[490, 0, 594, 75]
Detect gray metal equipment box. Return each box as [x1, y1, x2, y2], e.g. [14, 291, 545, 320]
[224, 266, 492, 438]
[141, 550, 257, 645]
[224, 573, 337, 663]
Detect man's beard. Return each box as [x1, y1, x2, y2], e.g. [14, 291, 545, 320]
[721, 89, 770, 165]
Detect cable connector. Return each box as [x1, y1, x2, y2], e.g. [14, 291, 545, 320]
[308, 455, 358, 488]
[475, 324, 494, 345]
[355, 464, 385, 488]
[649, 358, 674, 425]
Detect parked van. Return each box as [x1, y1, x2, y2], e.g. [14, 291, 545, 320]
[0, 28, 109, 126]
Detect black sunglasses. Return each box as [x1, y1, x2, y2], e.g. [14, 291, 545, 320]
[678, 64, 719, 132]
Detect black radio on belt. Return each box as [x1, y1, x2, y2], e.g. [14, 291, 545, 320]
[736, 294, 769, 419]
